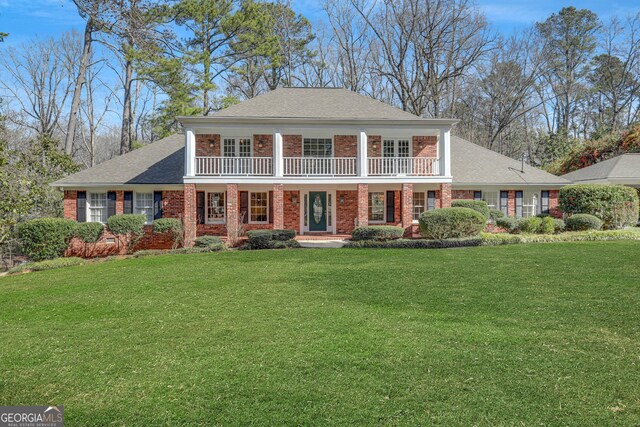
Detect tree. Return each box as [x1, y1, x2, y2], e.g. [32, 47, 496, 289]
[535, 7, 600, 136]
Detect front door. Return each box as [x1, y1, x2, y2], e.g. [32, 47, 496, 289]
[308, 191, 327, 231]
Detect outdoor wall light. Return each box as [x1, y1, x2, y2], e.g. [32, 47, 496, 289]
[208, 139, 216, 148]
[339, 195, 345, 205]
[258, 139, 264, 148]
[292, 194, 298, 206]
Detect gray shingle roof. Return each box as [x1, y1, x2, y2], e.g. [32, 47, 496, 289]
[211, 87, 423, 120]
[451, 136, 569, 185]
[561, 154, 640, 183]
[51, 134, 184, 186]
[53, 133, 567, 187]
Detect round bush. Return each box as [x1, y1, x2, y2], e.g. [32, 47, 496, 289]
[552, 218, 565, 233]
[74, 222, 104, 243]
[496, 217, 517, 233]
[419, 207, 485, 240]
[351, 226, 405, 241]
[565, 214, 602, 231]
[16, 218, 77, 261]
[451, 200, 490, 219]
[559, 184, 639, 229]
[518, 217, 543, 234]
[489, 209, 505, 222]
[539, 216, 556, 234]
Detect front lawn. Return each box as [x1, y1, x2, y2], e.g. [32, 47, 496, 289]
[1, 242, 639, 425]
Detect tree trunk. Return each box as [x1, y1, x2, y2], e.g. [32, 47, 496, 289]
[120, 54, 133, 155]
[64, 18, 93, 155]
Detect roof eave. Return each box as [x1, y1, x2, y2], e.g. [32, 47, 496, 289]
[177, 116, 459, 127]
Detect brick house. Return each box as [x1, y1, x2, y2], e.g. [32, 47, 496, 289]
[52, 88, 569, 251]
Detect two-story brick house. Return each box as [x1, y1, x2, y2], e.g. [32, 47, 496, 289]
[53, 88, 568, 250]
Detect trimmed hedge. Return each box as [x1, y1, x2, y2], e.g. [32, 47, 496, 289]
[153, 218, 183, 249]
[74, 222, 104, 243]
[8, 257, 85, 274]
[518, 217, 542, 234]
[244, 229, 298, 250]
[451, 200, 490, 219]
[559, 184, 639, 229]
[565, 214, 602, 231]
[553, 218, 566, 233]
[480, 229, 640, 246]
[106, 214, 147, 253]
[345, 237, 483, 249]
[489, 209, 505, 222]
[133, 246, 221, 258]
[194, 235, 223, 248]
[419, 207, 485, 239]
[495, 217, 517, 232]
[351, 226, 404, 241]
[16, 218, 77, 261]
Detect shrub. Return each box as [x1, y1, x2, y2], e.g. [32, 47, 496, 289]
[344, 237, 482, 249]
[480, 229, 640, 246]
[495, 217, 518, 233]
[540, 216, 556, 234]
[106, 214, 147, 253]
[351, 226, 405, 241]
[451, 200, 490, 219]
[518, 217, 543, 234]
[194, 235, 223, 247]
[419, 207, 485, 239]
[245, 229, 298, 250]
[553, 218, 566, 233]
[565, 214, 602, 231]
[489, 209, 505, 222]
[74, 222, 103, 243]
[8, 257, 85, 274]
[16, 218, 77, 261]
[559, 184, 639, 229]
[153, 218, 183, 249]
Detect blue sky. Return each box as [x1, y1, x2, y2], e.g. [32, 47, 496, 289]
[1, 0, 639, 47]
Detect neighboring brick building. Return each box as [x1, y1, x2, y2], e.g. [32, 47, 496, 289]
[53, 88, 568, 250]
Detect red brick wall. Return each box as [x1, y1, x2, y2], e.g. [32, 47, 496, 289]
[283, 135, 302, 157]
[337, 190, 358, 233]
[413, 136, 437, 157]
[64, 190, 77, 220]
[549, 190, 561, 218]
[162, 191, 184, 218]
[439, 183, 452, 208]
[357, 184, 369, 227]
[508, 190, 516, 216]
[115, 191, 124, 215]
[226, 184, 239, 243]
[183, 184, 197, 246]
[452, 190, 476, 200]
[66, 225, 175, 258]
[334, 135, 357, 157]
[273, 184, 284, 229]
[367, 135, 382, 157]
[401, 183, 413, 236]
[284, 191, 300, 232]
[196, 134, 220, 156]
[253, 134, 273, 157]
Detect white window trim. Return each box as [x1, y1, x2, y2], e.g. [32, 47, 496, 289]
[222, 136, 253, 157]
[368, 191, 386, 224]
[133, 192, 154, 224]
[381, 137, 412, 158]
[206, 191, 226, 224]
[249, 191, 269, 224]
[302, 136, 334, 157]
[87, 192, 108, 224]
[412, 191, 425, 224]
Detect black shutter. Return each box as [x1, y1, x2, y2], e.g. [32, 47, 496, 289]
[240, 191, 249, 224]
[500, 191, 509, 216]
[107, 191, 116, 219]
[541, 191, 550, 214]
[123, 191, 133, 214]
[386, 190, 395, 222]
[153, 191, 163, 220]
[474, 191, 482, 201]
[197, 192, 205, 224]
[427, 191, 436, 211]
[515, 191, 523, 218]
[77, 191, 87, 222]
[268, 191, 274, 224]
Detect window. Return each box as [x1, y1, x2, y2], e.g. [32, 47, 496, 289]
[382, 139, 410, 157]
[250, 192, 268, 223]
[303, 138, 332, 157]
[474, 191, 482, 201]
[88, 193, 107, 223]
[207, 192, 225, 223]
[413, 192, 425, 221]
[427, 191, 436, 211]
[522, 192, 538, 218]
[515, 191, 523, 217]
[499, 191, 509, 216]
[541, 191, 550, 214]
[135, 193, 154, 224]
[368, 192, 385, 222]
[223, 137, 252, 157]
[483, 191, 498, 210]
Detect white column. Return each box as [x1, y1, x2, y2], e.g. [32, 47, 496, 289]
[357, 130, 368, 177]
[185, 128, 196, 176]
[273, 130, 283, 177]
[439, 128, 451, 177]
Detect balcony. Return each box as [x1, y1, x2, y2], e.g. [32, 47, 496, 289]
[283, 157, 357, 176]
[368, 157, 439, 176]
[195, 157, 272, 176]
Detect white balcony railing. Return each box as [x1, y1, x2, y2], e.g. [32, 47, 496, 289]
[195, 156, 272, 176]
[283, 157, 357, 176]
[368, 157, 439, 176]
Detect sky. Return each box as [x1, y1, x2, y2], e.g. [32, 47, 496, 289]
[1, 0, 640, 47]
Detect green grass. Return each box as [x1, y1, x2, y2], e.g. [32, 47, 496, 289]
[1, 242, 640, 426]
